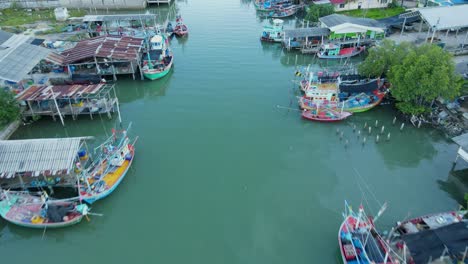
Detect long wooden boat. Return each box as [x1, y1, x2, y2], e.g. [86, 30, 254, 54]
[255, 0, 291, 11]
[299, 88, 385, 113]
[301, 108, 351, 122]
[317, 44, 365, 59]
[80, 128, 136, 204]
[0, 192, 87, 229]
[339, 203, 397, 264]
[268, 5, 297, 18]
[341, 91, 385, 113]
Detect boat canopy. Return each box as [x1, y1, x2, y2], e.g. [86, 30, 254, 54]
[150, 35, 163, 44]
[402, 221, 468, 264]
[272, 19, 284, 25]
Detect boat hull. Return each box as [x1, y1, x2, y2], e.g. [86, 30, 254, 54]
[260, 36, 282, 43]
[317, 47, 365, 59]
[1, 214, 83, 229]
[174, 31, 188, 37]
[83, 151, 135, 204]
[344, 92, 385, 113]
[0, 196, 85, 229]
[143, 60, 173, 81]
[301, 110, 351, 122]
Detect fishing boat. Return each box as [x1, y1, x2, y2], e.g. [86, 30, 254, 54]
[79, 127, 136, 204]
[142, 34, 173, 81]
[260, 19, 284, 43]
[298, 72, 386, 113]
[339, 202, 397, 264]
[340, 91, 385, 113]
[0, 191, 88, 229]
[254, 0, 273, 11]
[255, 0, 291, 11]
[389, 211, 468, 264]
[299, 92, 384, 113]
[317, 43, 365, 59]
[268, 5, 297, 18]
[173, 15, 188, 37]
[302, 108, 351, 122]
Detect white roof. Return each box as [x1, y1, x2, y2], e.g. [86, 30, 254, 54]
[0, 137, 91, 177]
[329, 23, 385, 34]
[418, 5, 468, 31]
[272, 19, 284, 25]
[150, 35, 163, 43]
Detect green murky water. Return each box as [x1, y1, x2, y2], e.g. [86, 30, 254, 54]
[1, 1, 467, 263]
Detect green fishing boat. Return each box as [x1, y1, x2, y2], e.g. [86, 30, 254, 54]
[142, 34, 174, 81]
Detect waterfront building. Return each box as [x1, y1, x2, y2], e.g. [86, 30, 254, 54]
[0, 30, 64, 94]
[319, 14, 386, 41]
[60, 35, 145, 80]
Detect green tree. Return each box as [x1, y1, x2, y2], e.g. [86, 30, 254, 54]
[0, 89, 20, 125]
[359, 41, 461, 115]
[390, 44, 461, 115]
[358, 39, 413, 78]
[305, 4, 335, 22]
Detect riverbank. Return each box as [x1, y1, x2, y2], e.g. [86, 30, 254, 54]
[0, 121, 20, 140]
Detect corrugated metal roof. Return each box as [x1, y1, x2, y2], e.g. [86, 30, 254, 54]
[418, 5, 468, 30]
[319, 14, 385, 29]
[82, 14, 156, 22]
[0, 43, 51, 83]
[0, 30, 13, 45]
[0, 137, 89, 177]
[60, 35, 143, 64]
[284, 27, 330, 38]
[16, 83, 106, 101]
[452, 133, 468, 150]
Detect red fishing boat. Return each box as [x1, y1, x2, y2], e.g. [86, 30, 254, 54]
[174, 15, 188, 37]
[301, 108, 351, 122]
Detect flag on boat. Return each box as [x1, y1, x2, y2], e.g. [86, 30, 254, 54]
[295, 71, 302, 77]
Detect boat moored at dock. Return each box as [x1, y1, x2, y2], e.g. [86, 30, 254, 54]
[0, 191, 88, 229]
[79, 127, 136, 204]
[260, 19, 284, 43]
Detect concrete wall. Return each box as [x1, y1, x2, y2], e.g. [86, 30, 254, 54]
[0, 0, 147, 9]
[334, 0, 388, 11]
[59, 0, 147, 9]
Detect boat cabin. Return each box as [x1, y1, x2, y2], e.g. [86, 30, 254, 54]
[150, 35, 163, 50]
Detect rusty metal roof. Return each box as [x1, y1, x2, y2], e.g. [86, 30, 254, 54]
[16, 83, 106, 101]
[60, 35, 143, 64]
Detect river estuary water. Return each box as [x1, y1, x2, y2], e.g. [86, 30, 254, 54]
[1, 0, 468, 263]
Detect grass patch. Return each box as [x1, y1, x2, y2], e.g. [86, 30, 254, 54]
[337, 7, 405, 19]
[0, 8, 86, 27]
